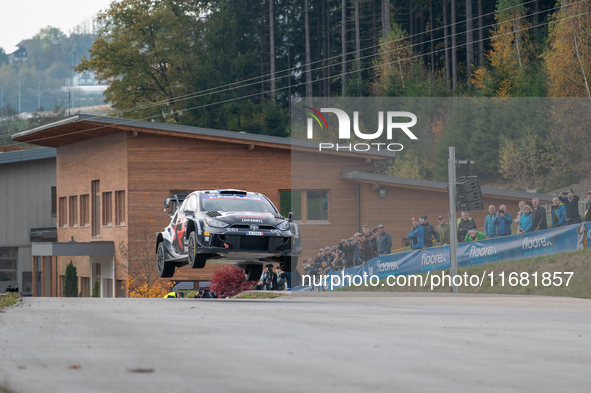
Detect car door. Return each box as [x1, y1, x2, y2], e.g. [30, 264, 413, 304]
[172, 198, 190, 255]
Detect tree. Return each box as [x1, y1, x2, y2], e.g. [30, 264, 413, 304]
[210, 265, 255, 298]
[92, 280, 100, 297]
[64, 261, 78, 297]
[499, 133, 554, 190]
[118, 227, 173, 298]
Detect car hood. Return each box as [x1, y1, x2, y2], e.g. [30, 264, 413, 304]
[207, 211, 286, 226]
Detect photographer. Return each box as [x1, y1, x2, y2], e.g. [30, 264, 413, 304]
[493, 204, 513, 236]
[256, 264, 277, 290]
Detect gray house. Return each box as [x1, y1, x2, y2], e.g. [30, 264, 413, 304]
[0, 148, 56, 294]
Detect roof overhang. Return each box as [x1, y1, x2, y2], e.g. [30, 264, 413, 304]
[341, 170, 555, 202]
[12, 114, 396, 159]
[31, 241, 114, 256]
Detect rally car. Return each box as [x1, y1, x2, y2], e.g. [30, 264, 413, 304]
[156, 189, 301, 280]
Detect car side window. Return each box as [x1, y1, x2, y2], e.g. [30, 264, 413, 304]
[187, 195, 197, 212]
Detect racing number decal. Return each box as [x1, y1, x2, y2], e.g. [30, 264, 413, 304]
[174, 216, 186, 250]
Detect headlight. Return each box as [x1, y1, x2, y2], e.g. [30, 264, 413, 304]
[205, 218, 229, 228]
[276, 221, 290, 231]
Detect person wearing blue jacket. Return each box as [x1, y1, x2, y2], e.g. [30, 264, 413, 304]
[484, 205, 498, 239]
[519, 205, 533, 233]
[408, 217, 424, 249]
[551, 197, 566, 228]
[493, 204, 513, 236]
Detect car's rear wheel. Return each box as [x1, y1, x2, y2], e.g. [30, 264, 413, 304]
[244, 264, 263, 281]
[157, 241, 175, 278]
[188, 232, 206, 269]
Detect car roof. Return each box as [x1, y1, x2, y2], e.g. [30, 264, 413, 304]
[195, 189, 264, 197]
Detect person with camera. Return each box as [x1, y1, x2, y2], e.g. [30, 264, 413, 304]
[493, 204, 513, 236]
[558, 190, 581, 225]
[531, 198, 548, 231]
[332, 251, 345, 271]
[256, 264, 278, 291]
[464, 229, 485, 242]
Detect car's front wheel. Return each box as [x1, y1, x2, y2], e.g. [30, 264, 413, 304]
[188, 232, 206, 269]
[157, 241, 175, 278]
[279, 256, 298, 272]
[244, 264, 263, 281]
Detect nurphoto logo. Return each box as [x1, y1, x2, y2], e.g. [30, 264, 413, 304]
[304, 106, 418, 152]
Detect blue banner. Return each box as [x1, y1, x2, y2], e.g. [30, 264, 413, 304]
[303, 222, 591, 291]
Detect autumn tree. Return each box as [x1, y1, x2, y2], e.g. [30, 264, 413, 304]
[118, 227, 173, 298]
[210, 265, 255, 298]
[499, 133, 554, 190]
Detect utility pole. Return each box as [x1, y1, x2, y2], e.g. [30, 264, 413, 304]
[447, 147, 458, 293]
[18, 62, 21, 114]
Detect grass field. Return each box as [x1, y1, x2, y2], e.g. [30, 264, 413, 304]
[340, 247, 591, 298]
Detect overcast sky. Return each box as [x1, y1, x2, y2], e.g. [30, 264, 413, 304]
[0, 0, 118, 53]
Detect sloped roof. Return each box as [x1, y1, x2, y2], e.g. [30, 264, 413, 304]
[0, 147, 56, 165]
[341, 169, 555, 202]
[12, 114, 396, 159]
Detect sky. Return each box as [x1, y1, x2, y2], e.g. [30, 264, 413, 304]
[0, 0, 118, 53]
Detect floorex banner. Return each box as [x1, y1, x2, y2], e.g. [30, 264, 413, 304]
[320, 222, 590, 290]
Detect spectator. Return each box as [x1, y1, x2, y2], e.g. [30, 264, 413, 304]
[324, 246, 333, 263]
[365, 232, 378, 259]
[314, 249, 326, 266]
[586, 191, 591, 222]
[464, 229, 485, 242]
[343, 239, 355, 267]
[256, 264, 278, 290]
[493, 204, 513, 236]
[420, 215, 441, 247]
[436, 215, 450, 244]
[531, 198, 548, 231]
[519, 205, 533, 233]
[484, 205, 498, 239]
[514, 201, 526, 224]
[332, 251, 345, 271]
[376, 224, 392, 255]
[457, 211, 477, 243]
[551, 197, 566, 228]
[362, 225, 370, 236]
[558, 190, 581, 225]
[407, 217, 424, 249]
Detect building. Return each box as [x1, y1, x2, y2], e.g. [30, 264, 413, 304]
[8, 42, 28, 64]
[11, 114, 555, 296]
[0, 147, 56, 294]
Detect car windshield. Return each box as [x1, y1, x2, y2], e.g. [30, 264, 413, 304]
[201, 194, 277, 213]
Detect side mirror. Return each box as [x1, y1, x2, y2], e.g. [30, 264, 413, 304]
[288, 212, 293, 222]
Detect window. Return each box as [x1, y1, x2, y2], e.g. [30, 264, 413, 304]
[58, 197, 67, 227]
[80, 195, 89, 227]
[280, 190, 329, 223]
[92, 180, 100, 236]
[115, 191, 125, 226]
[51, 186, 56, 217]
[102, 192, 112, 226]
[69, 196, 78, 227]
[0, 247, 17, 293]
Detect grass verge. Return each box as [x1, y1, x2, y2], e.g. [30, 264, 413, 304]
[0, 293, 21, 311]
[339, 247, 591, 298]
[234, 291, 286, 299]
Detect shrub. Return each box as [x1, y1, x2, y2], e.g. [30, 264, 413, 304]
[210, 266, 255, 298]
[64, 261, 78, 297]
[91, 279, 100, 297]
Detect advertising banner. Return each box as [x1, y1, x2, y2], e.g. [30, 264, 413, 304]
[311, 222, 591, 291]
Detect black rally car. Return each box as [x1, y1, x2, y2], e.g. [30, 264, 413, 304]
[156, 189, 301, 280]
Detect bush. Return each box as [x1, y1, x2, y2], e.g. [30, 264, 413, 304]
[210, 266, 255, 298]
[63, 261, 78, 297]
[91, 279, 100, 297]
[185, 291, 197, 298]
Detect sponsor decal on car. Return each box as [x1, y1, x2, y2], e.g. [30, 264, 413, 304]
[246, 231, 264, 236]
[226, 227, 239, 232]
[242, 219, 263, 223]
[270, 229, 281, 234]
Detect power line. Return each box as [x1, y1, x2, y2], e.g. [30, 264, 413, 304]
[19, 7, 591, 146]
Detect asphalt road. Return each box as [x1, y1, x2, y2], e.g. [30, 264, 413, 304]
[1, 293, 590, 393]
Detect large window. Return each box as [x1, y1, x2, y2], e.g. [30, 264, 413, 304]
[91, 180, 100, 236]
[80, 194, 89, 227]
[69, 196, 78, 227]
[280, 190, 329, 223]
[115, 191, 125, 226]
[0, 247, 17, 293]
[102, 192, 112, 226]
[58, 197, 67, 228]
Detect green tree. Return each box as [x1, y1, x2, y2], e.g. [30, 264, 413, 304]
[64, 261, 78, 297]
[91, 280, 100, 297]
